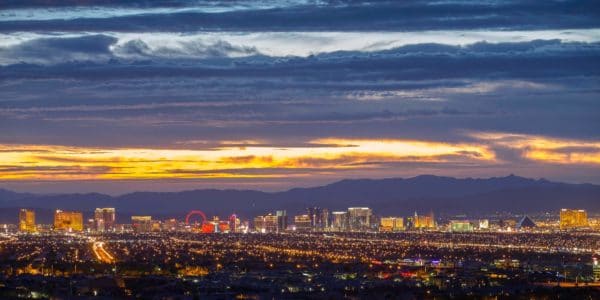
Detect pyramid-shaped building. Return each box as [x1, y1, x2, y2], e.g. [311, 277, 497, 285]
[516, 215, 536, 229]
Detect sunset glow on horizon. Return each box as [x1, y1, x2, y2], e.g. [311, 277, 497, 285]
[1, 133, 598, 182]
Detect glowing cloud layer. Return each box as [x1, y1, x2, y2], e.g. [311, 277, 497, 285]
[0, 138, 495, 181]
[1, 133, 599, 182]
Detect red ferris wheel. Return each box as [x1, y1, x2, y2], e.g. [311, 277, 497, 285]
[185, 210, 238, 233]
[185, 210, 207, 225]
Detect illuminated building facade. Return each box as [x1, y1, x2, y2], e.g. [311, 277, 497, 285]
[19, 209, 36, 233]
[54, 210, 83, 232]
[276, 210, 288, 232]
[294, 214, 312, 231]
[264, 214, 279, 232]
[379, 217, 404, 232]
[307, 207, 329, 229]
[94, 207, 116, 232]
[131, 216, 153, 233]
[348, 207, 372, 231]
[331, 211, 348, 231]
[254, 215, 266, 233]
[229, 215, 241, 233]
[254, 212, 286, 233]
[414, 212, 436, 229]
[478, 219, 489, 229]
[560, 209, 588, 229]
[450, 220, 474, 232]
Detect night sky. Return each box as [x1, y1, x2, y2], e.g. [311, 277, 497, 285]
[1, 0, 599, 194]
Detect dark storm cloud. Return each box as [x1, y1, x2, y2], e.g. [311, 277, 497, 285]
[0, 35, 117, 65]
[1, 0, 599, 32]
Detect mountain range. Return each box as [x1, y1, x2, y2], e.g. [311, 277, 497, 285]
[1, 175, 599, 223]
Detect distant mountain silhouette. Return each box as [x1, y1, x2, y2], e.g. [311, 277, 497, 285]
[1, 175, 599, 223]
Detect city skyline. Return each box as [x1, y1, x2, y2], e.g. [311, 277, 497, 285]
[7, 205, 598, 234]
[1, 1, 600, 194]
[1, 1, 599, 298]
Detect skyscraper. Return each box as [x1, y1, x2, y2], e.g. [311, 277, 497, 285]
[264, 214, 279, 232]
[307, 207, 329, 230]
[331, 211, 348, 231]
[19, 209, 36, 233]
[254, 215, 266, 233]
[294, 214, 312, 231]
[54, 210, 83, 232]
[276, 210, 288, 232]
[348, 207, 372, 231]
[560, 209, 588, 229]
[94, 207, 116, 232]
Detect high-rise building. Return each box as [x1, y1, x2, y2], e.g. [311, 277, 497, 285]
[131, 216, 153, 233]
[414, 212, 436, 229]
[320, 208, 329, 229]
[254, 215, 266, 233]
[348, 207, 372, 231]
[254, 212, 286, 233]
[560, 209, 588, 229]
[379, 217, 404, 232]
[331, 211, 348, 231]
[294, 214, 312, 231]
[254, 213, 281, 233]
[307, 207, 329, 229]
[54, 210, 83, 232]
[228, 215, 241, 233]
[94, 207, 116, 232]
[276, 210, 288, 232]
[264, 214, 279, 232]
[19, 209, 36, 233]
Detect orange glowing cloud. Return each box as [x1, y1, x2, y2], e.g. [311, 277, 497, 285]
[0, 138, 495, 181]
[470, 132, 600, 165]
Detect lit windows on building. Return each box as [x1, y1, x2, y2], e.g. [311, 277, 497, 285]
[94, 207, 116, 232]
[275, 210, 288, 232]
[414, 212, 436, 229]
[379, 217, 404, 232]
[348, 207, 372, 231]
[560, 209, 589, 229]
[331, 211, 348, 231]
[450, 220, 474, 233]
[254, 212, 286, 233]
[307, 207, 329, 229]
[19, 209, 36, 233]
[54, 210, 83, 232]
[131, 216, 153, 233]
[294, 214, 312, 231]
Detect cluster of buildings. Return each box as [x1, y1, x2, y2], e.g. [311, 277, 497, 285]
[19, 208, 111, 233]
[15, 206, 594, 234]
[255, 207, 437, 233]
[256, 207, 594, 233]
